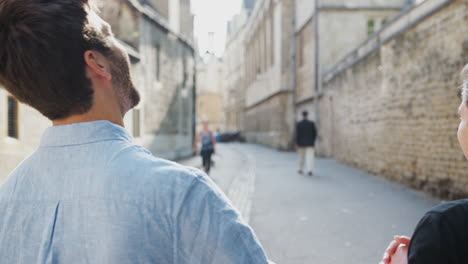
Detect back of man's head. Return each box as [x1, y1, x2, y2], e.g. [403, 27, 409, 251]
[302, 111, 308, 119]
[0, 0, 111, 120]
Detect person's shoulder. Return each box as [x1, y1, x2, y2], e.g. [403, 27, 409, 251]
[111, 143, 201, 177]
[423, 199, 468, 226]
[426, 199, 468, 215]
[0, 151, 38, 198]
[413, 199, 468, 237]
[106, 144, 206, 198]
[409, 199, 468, 263]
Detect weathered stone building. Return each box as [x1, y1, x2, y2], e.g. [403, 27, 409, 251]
[145, 0, 194, 40]
[240, 0, 404, 149]
[223, 0, 256, 132]
[196, 54, 226, 132]
[294, 0, 406, 120]
[0, 0, 196, 183]
[244, 0, 296, 149]
[220, 0, 468, 198]
[318, 0, 468, 198]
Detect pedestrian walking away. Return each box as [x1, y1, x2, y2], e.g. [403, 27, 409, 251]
[193, 121, 216, 174]
[295, 111, 317, 176]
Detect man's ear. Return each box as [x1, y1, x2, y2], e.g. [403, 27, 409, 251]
[84, 50, 112, 81]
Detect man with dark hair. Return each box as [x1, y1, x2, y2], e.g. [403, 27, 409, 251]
[0, 0, 270, 263]
[295, 111, 317, 176]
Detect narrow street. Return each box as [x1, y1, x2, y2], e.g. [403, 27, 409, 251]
[0, 0, 465, 263]
[181, 143, 438, 264]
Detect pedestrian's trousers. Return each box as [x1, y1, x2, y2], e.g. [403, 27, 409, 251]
[298, 147, 315, 172]
[201, 149, 213, 173]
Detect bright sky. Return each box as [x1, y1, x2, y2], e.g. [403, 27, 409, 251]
[191, 0, 242, 57]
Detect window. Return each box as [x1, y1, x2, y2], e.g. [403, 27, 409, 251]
[182, 55, 187, 87]
[270, 12, 274, 66]
[156, 45, 161, 81]
[298, 33, 304, 67]
[367, 19, 375, 36]
[263, 21, 268, 71]
[133, 109, 141, 138]
[7, 96, 18, 139]
[256, 36, 261, 74]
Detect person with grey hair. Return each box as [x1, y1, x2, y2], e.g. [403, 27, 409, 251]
[381, 64, 468, 264]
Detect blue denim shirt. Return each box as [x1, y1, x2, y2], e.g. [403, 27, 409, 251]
[0, 121, 269, 264]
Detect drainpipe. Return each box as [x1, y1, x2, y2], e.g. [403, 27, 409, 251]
[192, 53, 197, 157]
[291, 0, 298, 149]
[313, 0, 320, 150]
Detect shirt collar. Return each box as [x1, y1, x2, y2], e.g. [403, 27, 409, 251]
[40, 120, 133, 147]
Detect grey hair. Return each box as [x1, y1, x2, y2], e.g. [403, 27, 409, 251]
[462, 64, 468, 104]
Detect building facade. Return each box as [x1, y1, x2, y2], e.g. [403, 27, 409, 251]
[244, 0, 296, 150]
[216, 0, 468, 198]
[196, 54, 226, 132]
[223, 0, 256, 132]
[0, 0, 196, 183]
[224, 0, 406, 150]
[294, 0, 406, 121]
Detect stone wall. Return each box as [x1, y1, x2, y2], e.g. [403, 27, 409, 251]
[295, 2, 403, 107]
[319, 0, 468, 199]
[245, 92, 295, 149]
[296, 19, 316, 104]
[148, 0, 169, 19]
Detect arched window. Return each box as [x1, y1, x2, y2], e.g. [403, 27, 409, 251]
[367, 19, 375, 36]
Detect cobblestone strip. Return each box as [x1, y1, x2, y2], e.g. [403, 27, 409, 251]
[228, 151, 256, 224]
[178, 147, 257, 224]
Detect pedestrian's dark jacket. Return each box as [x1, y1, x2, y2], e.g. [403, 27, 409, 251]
[296, 119, 317, 147]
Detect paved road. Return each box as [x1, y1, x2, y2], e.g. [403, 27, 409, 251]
[180, 143, 438, 264]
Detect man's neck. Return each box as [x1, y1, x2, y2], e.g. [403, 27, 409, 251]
[53, 112, 124, 127]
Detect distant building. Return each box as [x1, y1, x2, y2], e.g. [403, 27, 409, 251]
[294, 0, 406, 119]
[196, 54, 226, 132]
[243, 0, 296, 149]
[144, 0, 194, 41]
[223, 0, 256, 132]
[0, 0, 196, 183]
[230, 0, 405, 150]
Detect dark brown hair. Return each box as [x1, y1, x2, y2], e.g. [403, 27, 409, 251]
[0, 0, 111, 120]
